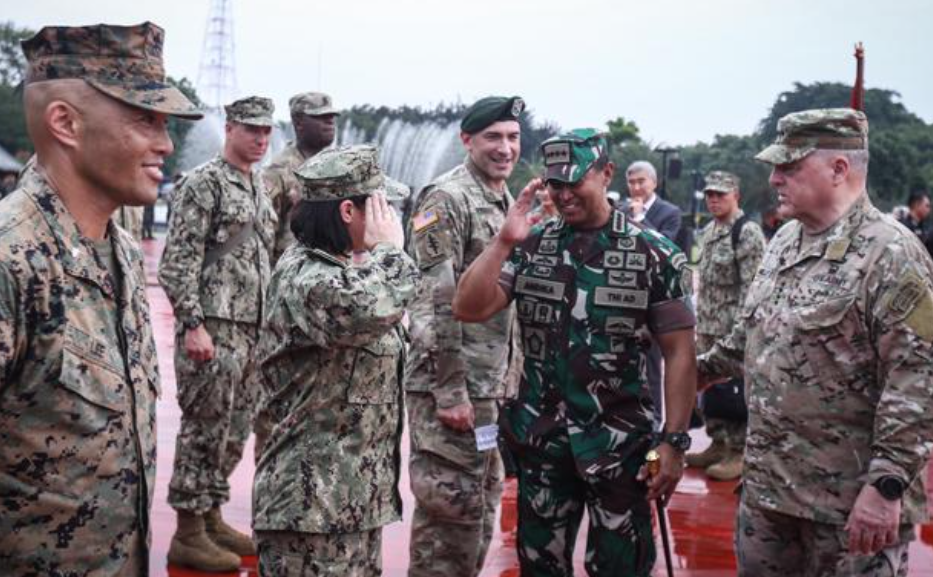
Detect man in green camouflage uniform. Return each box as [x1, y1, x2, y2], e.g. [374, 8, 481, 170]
[453, 129, 697, 576]
[685, 170, 765, 480]
[0, 22, 201, 575]
[262, 91, 340, 263]
[159, 96, 277, 570]
[253, 144, 418, 576]
[405, 96, 524, 577]
[699, 109, 933, 576]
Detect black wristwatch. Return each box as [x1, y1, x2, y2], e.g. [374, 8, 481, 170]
[660, 431, 692, 453]
[872, 476, 907, 501]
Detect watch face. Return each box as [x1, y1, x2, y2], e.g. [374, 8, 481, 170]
[667, 432, 691, 451]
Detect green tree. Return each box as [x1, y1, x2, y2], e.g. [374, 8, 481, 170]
[0, 22, 34, 157]
[606, 116, 640, 146]
[165, 76, 202, 176]
[0, 21, 31, 86]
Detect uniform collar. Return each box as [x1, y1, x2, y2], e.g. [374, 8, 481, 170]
[781, 192, 873, 271]
[218, 154, 258, 191]
[707, 209, 746, 240]
[464, 155, 510, 204]
[24, 168, 123, 298]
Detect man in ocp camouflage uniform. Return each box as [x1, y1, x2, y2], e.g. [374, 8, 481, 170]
[0, 22, 201, 575]
[453, 129, 697, 576]
[699, 108, 933, 576]
[685, 170, 765, 481]
[404, 96, 524, 577]
[159, 96, 277, 571]
[253, 145, 418, 576]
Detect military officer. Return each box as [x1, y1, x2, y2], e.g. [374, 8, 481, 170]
[699, 109, 933, 576]
[158, 96, 277, 570]
[453, 129, 697, 576]
[685, 170, 765, 480]
[405, 96, 524, 577]
[253, 144, 418, 576]
[0, 22, 201, 575]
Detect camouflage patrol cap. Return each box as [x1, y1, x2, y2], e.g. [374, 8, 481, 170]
[20, 22, 202, 119]
[704, 170, 741, 193]
[295, 144, 410, 202]
[756, 108, 869, 165]
[289, 92, 339, 117]
[541, 128, 609, 184]
[460, 96, 525, 134]
[224, 96, 275, 127]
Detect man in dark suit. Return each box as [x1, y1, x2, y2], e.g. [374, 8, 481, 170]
[626, 160, 684, 426]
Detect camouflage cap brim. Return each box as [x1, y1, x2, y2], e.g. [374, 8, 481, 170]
[544, 162, 588, 185]
[231, 116, 275, 127]
[87, 78, 203, 120]
[703, 184, 737, 193]
[298, 105, 340, 117]
[754, 143, 816, 166]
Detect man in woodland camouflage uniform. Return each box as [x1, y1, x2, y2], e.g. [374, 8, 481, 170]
[699, 108, 933, 576]
[404, 95, 525, 577]
[253, 144, 418, 576]
[159, 96, 277, 571]
[453, 129, 697, 576]
[0, 22, 201, 574]
[685, 170, 765, 481]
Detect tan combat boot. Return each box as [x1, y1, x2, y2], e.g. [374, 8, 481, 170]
[205, 506, 257, 556]
[168, 510, 241, 572]
[706, 450, 744, 481]
[685, 437, 727, 469]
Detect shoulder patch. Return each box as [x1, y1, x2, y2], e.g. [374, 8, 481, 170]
[412, 209, 440, 233]
[887, 270, 933, 342]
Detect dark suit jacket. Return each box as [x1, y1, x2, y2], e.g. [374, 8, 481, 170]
[643, 195, 682, 242]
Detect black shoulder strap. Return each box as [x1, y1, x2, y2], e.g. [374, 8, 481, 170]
[731, 214, 750, 252]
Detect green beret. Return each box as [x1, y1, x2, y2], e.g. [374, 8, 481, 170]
[460, 96, 525, 134]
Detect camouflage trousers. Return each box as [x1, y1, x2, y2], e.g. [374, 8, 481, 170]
[515, 429, 655, 576]
[168, 318, 260, 513]
[255, 529, 382, 577]
[407, 393, 504, 577]
[736, 500, 912, 577]
[706, 417, 746, 448]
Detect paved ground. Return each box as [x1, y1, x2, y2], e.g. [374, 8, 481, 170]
[140, 238, 933, 577]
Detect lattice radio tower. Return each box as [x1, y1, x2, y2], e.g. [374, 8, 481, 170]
[196, 0, 238, 109]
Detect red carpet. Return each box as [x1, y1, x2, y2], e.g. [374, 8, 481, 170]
[142, 238, 933, 576]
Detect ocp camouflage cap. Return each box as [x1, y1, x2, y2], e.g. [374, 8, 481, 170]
[289, 92, 339, 117]
[295, 144, 410, 202]
[21, 22, 202, 119]
[540, 128, 609, 184]
[704, 170, 740, 193]
[225, 96, 275, 127]
[460, 96, 525, 134]
[756, 108, 869, 165]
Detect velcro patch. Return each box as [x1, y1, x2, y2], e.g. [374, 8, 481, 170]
[412, 210, 440, 232]
[593, 287, 648, 309]
[543, 142, 571, 166]
[515, 275, 565, 302]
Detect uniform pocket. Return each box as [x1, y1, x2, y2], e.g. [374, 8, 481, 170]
[59, 347, 126, 413]
[792, 293, 868, 383]
[347, 338, 399, 404]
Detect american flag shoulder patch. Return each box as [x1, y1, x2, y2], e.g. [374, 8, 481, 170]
[412, 210, 440, 232]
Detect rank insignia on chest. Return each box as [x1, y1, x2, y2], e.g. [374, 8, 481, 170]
[607, 270, 639, 288]
[412, 210, 440, 232]
[825, 238, 851, 262]
[593, 287, 649, 309]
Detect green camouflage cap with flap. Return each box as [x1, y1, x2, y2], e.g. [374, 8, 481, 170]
[541, 128, 609, 184]
[289, 92, 339, 117]
[460, 96, 525, 134]
[225, 96, 275, 126]
[21, 21, 202, 119]
[295, 144, 410, 202]
[756, 108, 868, 165]
[704, 170, 741, 193]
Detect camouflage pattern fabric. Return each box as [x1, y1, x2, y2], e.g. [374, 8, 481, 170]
[158, 154, 276, 329]
[541, 128, 607, 184]
[167, 318, 260, 512]
[0, 175, 160, 574]
[700, 194, 933, 526]
[261, 143, 307, 263]
[695, 210, 766, 339]
[498, 208, 694, 475]
[289, 91, 339, 117]
[703, 170, 741, 193]
[253, 243, 419, 534]
[255, 528, 382, 577]
[224, 95, 275, 127]
[21, 22, 202, 119]
[296, 144, 409, 203]
[516, 428, 655, 576]
[756, 108, 868, 165]
[406, 394, 504, 577]
[405, 157, 516, 407]
[736, 501, 911, 577]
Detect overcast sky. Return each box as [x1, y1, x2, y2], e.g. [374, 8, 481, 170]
[9, 0, 932, 145]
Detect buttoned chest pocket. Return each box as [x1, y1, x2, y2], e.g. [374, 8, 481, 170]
[347, 335, 401, 404]
[792, 294, 871, 384]
[704, 244, 737, 286]
[212, 194, 256, 245]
